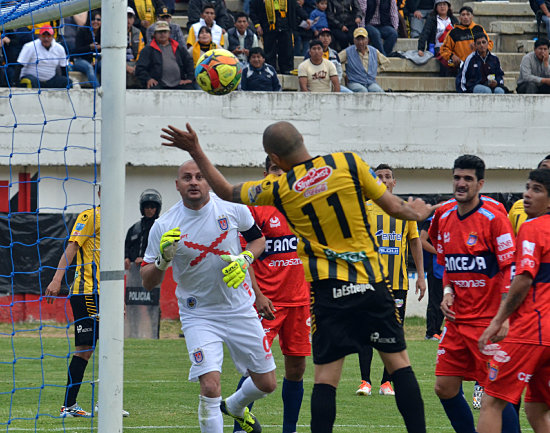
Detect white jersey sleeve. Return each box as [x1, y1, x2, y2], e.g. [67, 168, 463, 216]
[143, 220, 164, 264]
[236, 202, 256, 233]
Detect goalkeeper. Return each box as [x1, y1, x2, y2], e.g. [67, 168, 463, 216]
[141, 161, 276, 433]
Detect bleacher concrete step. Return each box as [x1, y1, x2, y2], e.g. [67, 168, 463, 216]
[516, 39, 535, 52]
[395, 38, 419, 51]
[490, 20, 537, 33]
[464, 2, 533, 16]
[171, 16, 188, 29]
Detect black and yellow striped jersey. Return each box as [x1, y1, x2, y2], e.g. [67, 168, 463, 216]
[69, 207, 100, 294]
[240, 152, 387, 284]
[366, 200, 418, 291]
[508, 199, 526, 235]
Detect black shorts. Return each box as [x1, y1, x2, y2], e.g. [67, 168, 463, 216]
[310, 279, 406, 365]
[70, 293, 99, 347]
[392, 289, 407, 323]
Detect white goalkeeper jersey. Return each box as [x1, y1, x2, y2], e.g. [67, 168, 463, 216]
[144, 193, 257, 318]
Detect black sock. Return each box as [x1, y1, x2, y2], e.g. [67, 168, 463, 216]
[381, 367, 392, 384]
[64, 356, 88, 408]
[311, 383, 336, 433]
[392, 366, 426, 433]
[358, 346, 373, 383]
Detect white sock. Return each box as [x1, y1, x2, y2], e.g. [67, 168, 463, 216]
[225, 377, 268, 417]
[198, 395, 223, 433]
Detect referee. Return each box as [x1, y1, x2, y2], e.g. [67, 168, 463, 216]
[161, 121, 436, 433]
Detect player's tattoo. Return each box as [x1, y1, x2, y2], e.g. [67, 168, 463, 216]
[232, 184, 244, 203]
[502, 292, 524, 317]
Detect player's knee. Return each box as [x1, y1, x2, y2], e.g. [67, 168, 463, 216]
[434, 381, 456, 400]
[200, 377, 221, 397]
[255, 371, 277, 394]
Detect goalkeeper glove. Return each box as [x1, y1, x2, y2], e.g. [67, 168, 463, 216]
[155, 228, 181, 271]
[221, 250, 255, 289]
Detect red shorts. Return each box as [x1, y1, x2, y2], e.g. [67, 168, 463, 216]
[483, 342, 550, 405]
[435, 321, 490, 386]
[260, 304, 311, 357]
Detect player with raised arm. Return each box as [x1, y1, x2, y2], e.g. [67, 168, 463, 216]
[140, 161, 276, 433]
[477, 169, 550, 433]
[508, 155, 550, 235]
[160, 122, 437, 433]
[435, 155, 519, 433]
[232, 155, 311, 433]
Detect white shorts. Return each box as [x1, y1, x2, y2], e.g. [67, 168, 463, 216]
[181, 313, 276, 382]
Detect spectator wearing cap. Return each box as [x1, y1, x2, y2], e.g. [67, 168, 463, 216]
[187, 5, 226, 48]
[404, 0, 434, 38]
[517, 37, 550, 94]
[146, 7, 186, 47]
[227, 12, 259, 65]
[458, 32, 504, 94]
[127, 7, 146, 87]
[326, 0, 362, 50]
[298, 39, 340, 92]
[128, 0, 166, 36]
[241, 47, 282, 91]
[135, 21, 195, 89]
[358, 0, 398, 56]
[338, 27, 387, 92]
[17, 25, 72, 88]
[440, 6, 492, 69]
[72, 10, 102, 88]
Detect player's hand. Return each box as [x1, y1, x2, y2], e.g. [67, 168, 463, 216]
[161, 123, 200, 155]
[255, 293, 276, 320]
[440, 293, 455, 321]
[478, 318, 505, 352]
[220, 251, 254, 288]
[44, 281, 61, 304]
[124, 258, 131, 270]
[155, 228, 180, 270]
[407, 197, 440, 221]
[416, 277, 426, 301]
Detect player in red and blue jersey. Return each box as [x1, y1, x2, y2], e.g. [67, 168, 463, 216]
[435, 155, 519, 433]
[477, 169, 550, 433]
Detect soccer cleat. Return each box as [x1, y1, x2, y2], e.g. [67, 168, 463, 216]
[433, 333, 441, 340]
[356, 380, 372, 396]
[379, 381, 395, 396]
[60, 404, 91, 417]
[425, 334, 440, 341]
[220, 400, 262, 433]
[473, 384, 484, 409]
[94, 402, 130, 417]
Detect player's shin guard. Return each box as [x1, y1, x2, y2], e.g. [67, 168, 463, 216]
[233, 376, 254, 433]
[392, 366, 426, 433]
[501, 402, 520, 433]
[65, 355, 88, 408]
[439, 387, 476, 433]
[198, 395, 223, 433]
[225, 377, 267, 418]
[282, 378, 304, 433]
[311, 383, 336, 433]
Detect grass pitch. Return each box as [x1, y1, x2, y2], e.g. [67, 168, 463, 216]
[0, 317, 533, 432]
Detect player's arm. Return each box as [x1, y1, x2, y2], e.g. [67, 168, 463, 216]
[141, 227, 181, 290]
[375, 190, 437, 222]
[478, 272, 533, 350]
[248, 266, 276, 320]
[440, 271, 456, 321]
[420, 228, 436, 255]
[409, 236, 426, 301]
[45, 241, 80, 304]
[160, 123, 243, 203]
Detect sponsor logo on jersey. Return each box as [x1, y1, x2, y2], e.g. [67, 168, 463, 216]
[293, 166, 333, 192]
[72, 231, 81, 236]
[304, 182, 328, 198]
[518, 372, 533, 383]
[375, 230, 403, 241]
[445, 254, 499, 277]
[324, 248, 368, 263]
[268, 258, 303, 267]
[498, 251, 514, 262]
[217, 215, 228, 231]
[444, 232, 451, 243]
[75, 223, 85, 230]
[496, 233, 513, 251]
[452, 279, 486, 288]
[437, 348, 446, 356]
[370, 332, 396, 344]
[481, 343, 501, 355]
[333, 283, 375, 298]
[263, 235, 298, 256]
[306, 317, 311, 327]
[76, 325, 92, 334]
[193, 349, 204, 364]
[369, 168, 383, 185]
[248, 184, 263, 203]
[521, 258, 535, 269]
[523, 240, 536, 256]
[466, 233, 478, 246]
[269, 216, 281, 228]
[186, 296, 197, 309]
[379, 246, 400, 255]
[488, 363, 499, 381]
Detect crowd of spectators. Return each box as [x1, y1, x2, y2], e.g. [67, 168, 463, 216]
[1, 0, 549, 93]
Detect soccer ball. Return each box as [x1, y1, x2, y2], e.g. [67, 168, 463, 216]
[195, 48, 242, 95]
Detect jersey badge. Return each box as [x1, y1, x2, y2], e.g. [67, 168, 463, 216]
[81, 213, 89, 221]
[269, 216, 281, 228]
[466, 233, 478, 246]
[394, 298, 404, 308]
[293, 166, 333, 192]
[248, 184, 263, 204]
[488, 362, 499, 381]
[192, 348, 204, 364]
[186, 296, 197, 309]
[217, 215, 229, 231]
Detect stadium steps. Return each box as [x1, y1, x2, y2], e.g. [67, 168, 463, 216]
[490, 21, 539, 52]
[463, 2, 535, 29]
